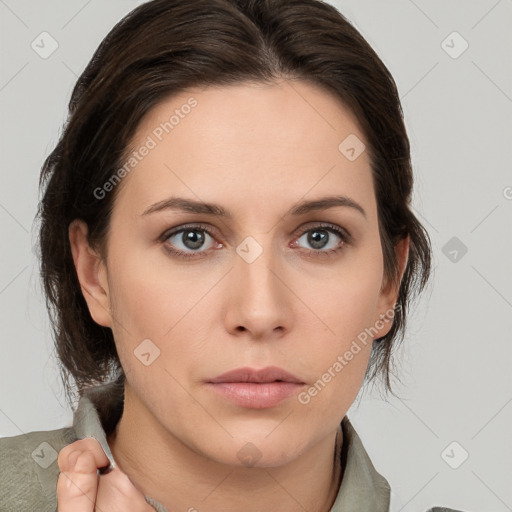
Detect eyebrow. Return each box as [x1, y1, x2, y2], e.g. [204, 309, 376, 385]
[142, 195, 367, 219]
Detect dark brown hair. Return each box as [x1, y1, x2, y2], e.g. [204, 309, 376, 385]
[37, 0, 432, 411]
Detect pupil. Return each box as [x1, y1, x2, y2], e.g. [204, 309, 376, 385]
[183, 230, 204, 249]
[309, 230, 328, 249]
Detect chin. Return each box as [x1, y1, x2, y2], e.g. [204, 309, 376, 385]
[207, 434, 307, 469]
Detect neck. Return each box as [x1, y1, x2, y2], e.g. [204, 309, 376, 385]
[108, 385, 343, 512]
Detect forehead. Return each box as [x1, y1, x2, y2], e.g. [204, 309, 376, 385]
[113, 79, 375, 221]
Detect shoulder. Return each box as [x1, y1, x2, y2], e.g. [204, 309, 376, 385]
[342, 419, 466, 512]
[0, 426, 77, 512]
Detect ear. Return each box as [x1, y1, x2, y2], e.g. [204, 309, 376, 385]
[373, 236, 410, 339]
[68, 219, 112, 328]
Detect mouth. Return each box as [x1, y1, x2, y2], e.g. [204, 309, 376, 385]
[206, 366, 305, 409]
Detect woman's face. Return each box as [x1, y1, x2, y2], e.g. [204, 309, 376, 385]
[74, 79, 404, 467]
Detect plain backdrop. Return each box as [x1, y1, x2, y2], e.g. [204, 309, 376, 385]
[0, 1, 511, 511]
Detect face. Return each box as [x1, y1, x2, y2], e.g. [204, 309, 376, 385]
[72, 79, 404, 467]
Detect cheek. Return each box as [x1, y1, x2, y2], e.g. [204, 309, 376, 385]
[107, 240, 176, 325]
[106, 248, 215, 364]
[319, 253, 384, 344]
[301, 250, 383, 395]
[297, 279, 378, 418]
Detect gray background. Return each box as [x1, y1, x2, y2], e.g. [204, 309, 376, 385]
[0, 1, 511, 510]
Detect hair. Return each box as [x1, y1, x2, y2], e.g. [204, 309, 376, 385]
[37, 0, 432, 414]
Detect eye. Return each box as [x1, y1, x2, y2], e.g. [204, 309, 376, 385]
[162, 224, 220, 259]
[160, 222, 351, 260]
[292, 223, 350, 257]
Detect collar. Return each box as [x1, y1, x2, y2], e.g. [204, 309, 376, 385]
[74, 385, 390, 512]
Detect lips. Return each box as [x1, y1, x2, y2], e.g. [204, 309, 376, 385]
[206, 366, 305, 409]
[207, 366, 304, 384]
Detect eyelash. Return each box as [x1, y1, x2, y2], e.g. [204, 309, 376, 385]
[160, 222, 352, 260]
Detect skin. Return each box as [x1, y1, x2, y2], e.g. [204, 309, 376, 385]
[57, 438, 153, 512]
[63, 79, 409, 512]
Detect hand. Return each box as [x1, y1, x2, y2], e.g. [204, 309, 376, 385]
[57, 437, 155, 511]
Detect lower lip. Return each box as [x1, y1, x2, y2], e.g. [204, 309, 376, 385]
[206, 382, 304, 409]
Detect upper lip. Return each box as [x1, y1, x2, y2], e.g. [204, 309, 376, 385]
[207, 366, 304, 384]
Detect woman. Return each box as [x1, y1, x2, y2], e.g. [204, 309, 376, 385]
[0, 0, 464, 510]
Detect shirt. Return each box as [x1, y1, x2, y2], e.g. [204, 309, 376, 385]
[0, 383, 464, 512]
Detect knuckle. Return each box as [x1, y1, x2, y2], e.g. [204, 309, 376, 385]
[74, 450, 97, 473]
[57, 445, 80, 470]
[56, 469, 96, 500]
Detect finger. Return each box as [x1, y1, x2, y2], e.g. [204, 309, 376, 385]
[57, 438, 153, 512]
[56, 438, 110, 512]
[96, 468, 156, 512]
[58, 438, 110, 472]
[57, 450, 98, 512]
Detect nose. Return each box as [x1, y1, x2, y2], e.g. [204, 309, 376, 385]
[224, 239, 294, 341]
